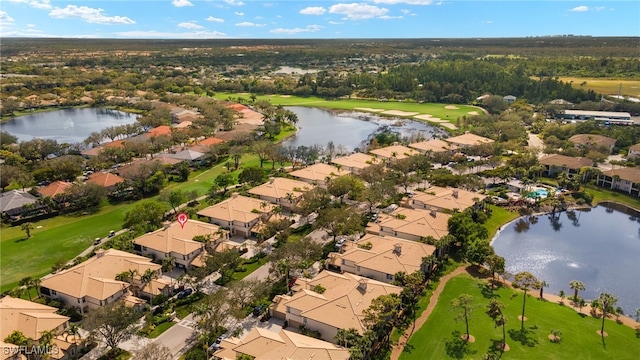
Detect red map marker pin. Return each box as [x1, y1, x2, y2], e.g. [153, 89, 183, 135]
[177, 212, 188, 228]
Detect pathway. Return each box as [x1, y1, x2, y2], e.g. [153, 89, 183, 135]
[390, 265, 467, 360]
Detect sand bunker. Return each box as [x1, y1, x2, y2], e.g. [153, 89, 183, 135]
[467, 111, 479, 115]
[445, 105, 459, 110]
[441, 123, 458, 130]
[354, 107, 384, 112]
[382, 110, 419, 116]
[280, 95, 291, 98]
[413, 114, 434, 120]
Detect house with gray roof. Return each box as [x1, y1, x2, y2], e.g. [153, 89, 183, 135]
[0, 190, 39, 218]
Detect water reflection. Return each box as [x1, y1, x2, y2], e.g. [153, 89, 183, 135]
[492, 204, 640, 313]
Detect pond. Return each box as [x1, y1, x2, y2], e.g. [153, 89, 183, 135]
[492, 203, 640, 313]
[0, 108, 139, 143]
[283, 106, 444, 151]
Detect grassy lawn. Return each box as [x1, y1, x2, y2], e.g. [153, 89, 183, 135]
[585, 184, 640, 210]
[147, 321, 176, 338]
[485, 205, 520, 238]
[400, 274, 639, 360]
[556, 77, 640, 98]
[232, 257, 269, 281]
[0, 203, 135, 291]
[213, 92, 481, 125]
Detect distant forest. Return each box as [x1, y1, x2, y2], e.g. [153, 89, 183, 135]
[1, 37, 639, 112]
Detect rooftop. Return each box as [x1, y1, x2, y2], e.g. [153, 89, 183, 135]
[411, 186, 486, 212]
[0, 296, 69, 340]
[248, 177, 313, 201]
[446, 133, 494, 146]
[376, 207, 451, 239]
[289, 163, 351, 183]
[409, 139, 459, 153]
[602, 167, 640, 184]
[133, 219, 223, 256]
[214, 328, 349, 360]
[0, 190, 38, 213]
[331, 153, 381, 170]
[37, 181, 73, 198]
[145, 125, 173, 138]
[568, 134, 617, 147]
[41, 249, 161, 300]
[328, 234, 435, 277]
[369, 144, 419, 160]
[539, 154, 593, 169]
[86, 172, 126, 188]
[197, 194, 275, 223]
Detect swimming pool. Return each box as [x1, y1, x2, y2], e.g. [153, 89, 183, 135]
[527, 188, 548, 198]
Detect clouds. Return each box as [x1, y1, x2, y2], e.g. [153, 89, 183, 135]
[206, 16, 224, 23]
[300, 7, 326, 15]
[329, 3, 389, 20]
[569, 5, 606, 12]
[49, 5, 135, 25]
[178, 21, 203, 30]
[7, 0, 52, 10]
[0, 11, 15, 23]
[236, 21, 265, 27]
[224, 0, 245, 6]
[270, 24, 322, 34]
[172, 0, 193, 7]
[116, 30, 226, 39]
[372, 0, 432, 4]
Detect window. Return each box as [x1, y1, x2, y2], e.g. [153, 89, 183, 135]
[386, 274, 393, 280]
[356, 266, 361, 271]
[341, 259, 346, 265]
[51, 290, 57, 295]
[142, 246, 147, 251]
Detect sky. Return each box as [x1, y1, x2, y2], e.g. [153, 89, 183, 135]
[0, 1, 638, 39]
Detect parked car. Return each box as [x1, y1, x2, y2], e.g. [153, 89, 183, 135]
[210, 335, 226, 351]
[177, 288, 193, 299]
[253, 304, 266, 317]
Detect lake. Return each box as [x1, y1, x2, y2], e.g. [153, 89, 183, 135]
[492, 204, 640, 313]
[0, 108, 139, 143]
[283, 106, 444, 151]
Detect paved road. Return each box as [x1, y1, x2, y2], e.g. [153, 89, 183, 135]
[527, 132, 545, 153]
[155, 314, 198, 359]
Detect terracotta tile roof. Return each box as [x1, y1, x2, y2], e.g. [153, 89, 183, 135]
[328, 234, 435, 277]
[331, 153, 381, 171]
[225, 103, 250, 112]
[376, 207, 451, 239]
[601, 167, 640, 184]
[446, 133, 494, 146]
[215, 328, 350, 360]
[146, 125, 173, 138]
[290, 163, 351, 183]
[409, 139, 459, 153]
[80, 147, 103, 157]
[411, 186, 486, 212]
[86, 172, 126, 188]
[38, 181, 73, 198]
[629, 143, 640, 152]
[539, 154, 593, 169]
[568, 134, 616, 148]
[133, 219, 223, 256]
[248, 177, 313, 201]
[279, 272, 402, 335]
[0, 296, 69, 340]
[197, 137, 226, 146]
[197, 194, 275, 223]
[369, 145, 419, 160]
[41, 249, 161, 301]
[103, 140, 125, 149]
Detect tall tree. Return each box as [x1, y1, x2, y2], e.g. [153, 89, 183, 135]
[513, 271, 539, 331]
[569, 280, 585, 303]
[84, 301, 140, 350]
[596, 292, 618, 341]
[20, 222, 34, 239]
[450, 294, 475, 341]
[486, 299, 508, 351]
[123, 200, 166, 234]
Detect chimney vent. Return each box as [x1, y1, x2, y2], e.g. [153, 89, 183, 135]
[358, 279, 368, 291]
[452, 190, 459, 198]
[393, 244, 402, 255]
[430, 209, 437, 217]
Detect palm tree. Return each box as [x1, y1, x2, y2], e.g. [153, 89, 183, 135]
[513, 271, 539, 331]
[162, 257, 176, 273]
[31, 278, 41, 300]
[64, 324, 81, 342]
[597, 292, 618, 340]
[486, 299, 507, 351]
[450, 294, 475, 341]
[19, 277, 33, 301]
[537, 280, 549, 299]
[569, 280, 585, 303]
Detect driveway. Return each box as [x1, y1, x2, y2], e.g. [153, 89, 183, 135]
[155, 314, 199, 359]
[527, 132, 545, 153]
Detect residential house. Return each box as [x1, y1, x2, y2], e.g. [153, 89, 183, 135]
[133, 219, 227, 269]
[189, 137, 226, 153]
[40, 249, 166, 313]
[213, 328, 349, 360]
[369, 144, 419, 161]
[0, 296, 80, 360]
[368, 207, 450, 241]
[568, 134, 617, 154]
[248, 177, 313, 210]
[627, 143, 640, 159]
[409, 139, 459, 154]
[171, 109, 200, 124]
[86, 172, 126, 191]
[0, 190, 39, 218]
[554, 110, 632, 125]
[445, 133, 494, 149]
[410, 186, 486, 212]
[270, 271, 401, 342]
[170, 149, 205, 163]
[503, 95, 517, 104]
[37, 181, 72, 198]
[289, 163, 351, 189]
[597, 167, 640, 197]
[145, 125, 173, 139]
[331, 153, 381, 174]
[326, 234, 435, 283]
[197, 194, 275, 237]
[539, 154, 593, 177]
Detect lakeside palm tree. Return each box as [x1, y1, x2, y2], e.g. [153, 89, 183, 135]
[597, 292, 618, 342]
[513, 271, 539, 331]
[569, 280, 585, 303]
